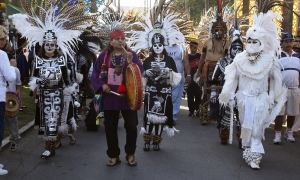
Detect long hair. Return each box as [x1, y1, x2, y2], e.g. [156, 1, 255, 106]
[38, 44, 60, 57]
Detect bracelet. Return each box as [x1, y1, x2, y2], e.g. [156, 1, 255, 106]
[186, 75, 191, 77]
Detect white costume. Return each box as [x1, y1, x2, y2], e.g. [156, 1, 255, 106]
[219, 10, 287, 169]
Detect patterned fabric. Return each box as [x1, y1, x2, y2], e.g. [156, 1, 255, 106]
[143, 55, 177, 131]
[32, 55, 69, 141]
[39, 88, 63, 140]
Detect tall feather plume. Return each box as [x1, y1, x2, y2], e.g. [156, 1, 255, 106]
[96, 3, 130, 46]
[11, 0, 98, 62]
[127, 0, 187, 53]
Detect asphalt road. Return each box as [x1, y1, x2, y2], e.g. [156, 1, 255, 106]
[1, 99, 300, 180]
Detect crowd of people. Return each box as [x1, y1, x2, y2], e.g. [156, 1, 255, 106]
[1, 0, 300, 175]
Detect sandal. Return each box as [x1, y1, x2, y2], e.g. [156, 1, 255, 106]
[69, 135, 76, 145]
[126, 155, 137, 166]
[107, 157, 121, 167]
[54, 141, 62, 149]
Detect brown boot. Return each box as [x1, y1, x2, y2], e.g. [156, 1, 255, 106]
[152, 135, 163, 151]
[143, 133, 152, 151]
[219, 128, 229, 145]
[55, 133, 62, 149]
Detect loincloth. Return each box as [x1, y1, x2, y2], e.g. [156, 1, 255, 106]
[201, 60, 217, 84]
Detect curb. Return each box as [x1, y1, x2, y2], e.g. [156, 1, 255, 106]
[1, 120, 35, 152]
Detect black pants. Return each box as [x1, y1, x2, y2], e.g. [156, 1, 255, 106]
[187, 81, 201, 113]
[104, 110, 138, 158]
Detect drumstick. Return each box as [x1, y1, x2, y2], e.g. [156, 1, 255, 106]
[110, 91, 124, 98]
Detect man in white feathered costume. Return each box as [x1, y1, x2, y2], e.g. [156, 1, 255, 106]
[219, 10, 287, 169]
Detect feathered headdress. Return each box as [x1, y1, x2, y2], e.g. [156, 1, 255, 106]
[96, 3, 129, 46]
[246, 0, 300, 54]
[10, 0, 97, 62]
[228, 6, 244, 54]
[127, 0, 186, 52]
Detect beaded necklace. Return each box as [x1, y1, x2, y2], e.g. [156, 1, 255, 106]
[247, 51, 262, 65]
[112, 52, 125, 76]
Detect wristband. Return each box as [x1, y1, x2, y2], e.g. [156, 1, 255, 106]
[186, 75, 191, 77]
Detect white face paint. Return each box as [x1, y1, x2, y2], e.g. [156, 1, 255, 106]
[153, 43, 164, 54]
[230, 45, 243, 57]
[246, 39, 263, 54]
[44, 41, 56, 54]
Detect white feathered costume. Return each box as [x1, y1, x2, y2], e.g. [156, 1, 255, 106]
[219, 10, 287, 168]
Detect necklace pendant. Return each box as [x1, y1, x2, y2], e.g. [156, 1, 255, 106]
[114, 65, 122, 76]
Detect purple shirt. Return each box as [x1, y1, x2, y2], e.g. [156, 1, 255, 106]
[91, 50, 144, 110]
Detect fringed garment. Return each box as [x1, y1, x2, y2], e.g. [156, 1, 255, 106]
[143, 56, 178, 135]
[219, 51, 287, 153]
[30, 55, 70, 141]
[211, 57, 241, 135]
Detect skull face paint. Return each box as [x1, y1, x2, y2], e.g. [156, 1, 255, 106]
[230, 45, 243, 57]
[153, 43, 164, 54]
[44, 41, 56, 54]
[246, 39, 263, 54]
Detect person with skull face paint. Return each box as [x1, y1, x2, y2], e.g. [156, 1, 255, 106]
[210, 28, 243, 146]
[141, 33, 180, 151]
[219, 10, 287, 169]
[10, 1, 98, 159]
[195, 1, 229, 125]
[29, 30, 71, 159]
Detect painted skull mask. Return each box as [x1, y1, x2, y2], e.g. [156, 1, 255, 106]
[151, 33, 165, 55]
[153, 43, 164, 54]
[230, 44, 243, 57]
[44, 41, 57, 54]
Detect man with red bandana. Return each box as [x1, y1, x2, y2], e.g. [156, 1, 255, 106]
[91, 30, 144, 167]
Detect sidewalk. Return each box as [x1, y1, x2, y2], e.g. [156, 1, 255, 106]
[0, 120, 34, 152]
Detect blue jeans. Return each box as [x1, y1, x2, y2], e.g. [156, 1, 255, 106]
[172, 80, 185, 121]
[0, 102, 5, 148]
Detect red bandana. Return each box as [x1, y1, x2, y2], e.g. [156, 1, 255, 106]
[110, 30, 125, 39]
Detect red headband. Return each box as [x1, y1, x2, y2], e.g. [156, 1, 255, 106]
[110, 30, 125, 39]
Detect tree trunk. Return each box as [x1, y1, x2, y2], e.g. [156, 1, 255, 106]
[242, 0, 249, 15]
[282, 1, 294, 33]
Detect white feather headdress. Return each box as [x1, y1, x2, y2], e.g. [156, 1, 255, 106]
[127, 13, 185, 52]
[10, 0, 97, 62]
[246, 10, 282, 54]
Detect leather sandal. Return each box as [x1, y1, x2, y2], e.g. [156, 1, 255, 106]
[107, 157, 121, 167]
[55, 141, 62, 149]
[69, 135, 76, 145]
[126, 155, 137, 166]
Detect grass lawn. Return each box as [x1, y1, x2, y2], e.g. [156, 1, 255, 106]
[4, 85, 35, 138]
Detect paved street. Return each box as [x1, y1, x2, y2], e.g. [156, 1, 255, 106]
[1, 99, 300, 180]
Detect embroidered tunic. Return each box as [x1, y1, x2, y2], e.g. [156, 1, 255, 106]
[91, 50, 144, 110]
[143, 56, 177, 127]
